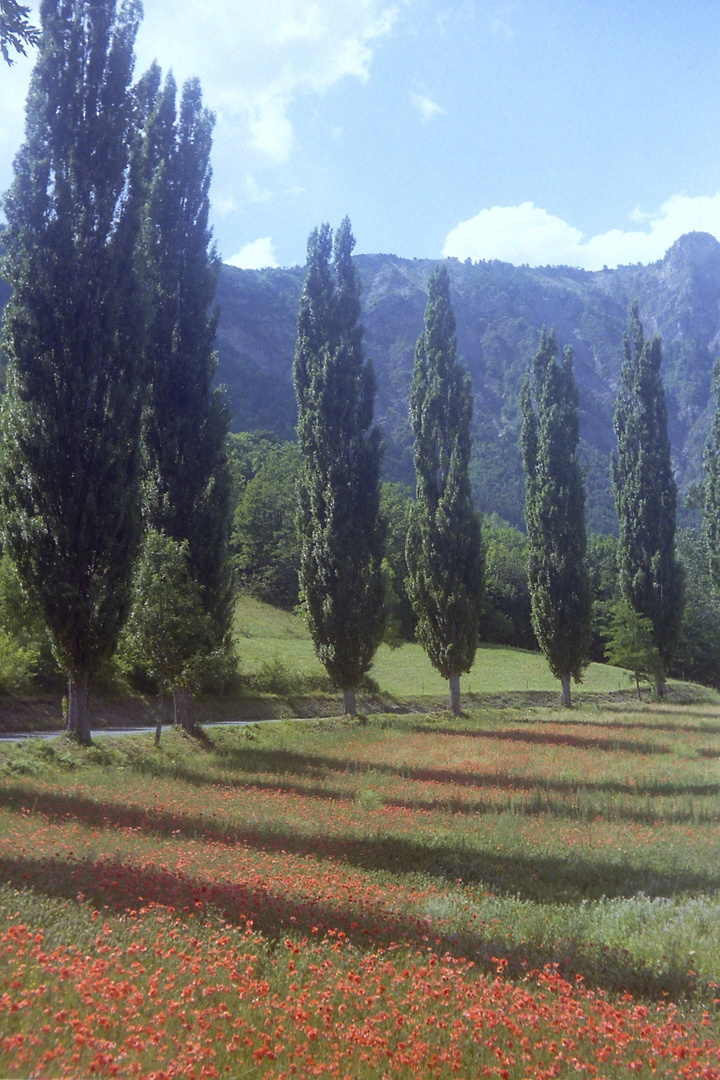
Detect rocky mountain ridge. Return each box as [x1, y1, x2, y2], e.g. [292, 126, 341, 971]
[215, 231, 720, 532]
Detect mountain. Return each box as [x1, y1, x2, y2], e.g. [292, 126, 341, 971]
[1, 231, 718, 532]
[215, 232, 720, 533]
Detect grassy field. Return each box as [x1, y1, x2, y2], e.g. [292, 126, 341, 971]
[0, 695, 719, 1077]
[236, 594, 638, 701]
[0, 596, 701, 736]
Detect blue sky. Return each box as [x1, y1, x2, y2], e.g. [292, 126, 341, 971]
[3, 0, 720, 270]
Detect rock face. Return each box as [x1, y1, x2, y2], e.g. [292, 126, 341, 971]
[3, 232, 719, 531]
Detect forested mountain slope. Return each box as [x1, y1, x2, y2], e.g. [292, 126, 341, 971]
[214, 231, 720, 532]
[3, 231, 720, 532]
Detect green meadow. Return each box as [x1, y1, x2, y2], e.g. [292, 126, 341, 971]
[0, 598, 718, 1077]
[236, 594, 633, 702]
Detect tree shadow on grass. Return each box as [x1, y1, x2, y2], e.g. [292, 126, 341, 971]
[1, 784, 719, 903]
[210, 744, 720, 799]
[123, 758, 720, 826]
[0, 849, 707, 1004]
[493, 713, 720, 737]
[381, 793, 720, 825]
[599, 705, 720, 730]
[412, 724, 672, 755]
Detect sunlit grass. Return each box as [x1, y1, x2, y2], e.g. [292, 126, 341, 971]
[372, 640, 631, 695]
[234, 594, 329, 689]
[235, 594, 661, 699]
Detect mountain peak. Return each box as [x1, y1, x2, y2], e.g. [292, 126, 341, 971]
[662, 231, 720, 270]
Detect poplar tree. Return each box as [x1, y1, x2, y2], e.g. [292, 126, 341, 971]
[406, 264, 483, 715]
[521, 329, 591, 707]
[138, 68, 232, 731]
[703, 358, 720, 591]
[611, 303, 683, 697]
[0, 0, 145, 743]
[293, 218, 385, 716]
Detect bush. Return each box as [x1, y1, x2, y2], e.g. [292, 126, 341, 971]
[0, 629, 39, 694]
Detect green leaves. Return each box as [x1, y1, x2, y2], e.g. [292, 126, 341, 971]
[139, 68, 232, 656]
[406, 265, 483, 693]
[703, 356, 720, 591]
[521, 329, 591, 697]
[0, 1, 38, 64]
[605, 598, 661, 697]
[612, 303, 683, 688]
[293, 219, 385, 699]
[233, 443, 301, 610]
[0, 0, 145, 696]
[118, 529, 215, 694]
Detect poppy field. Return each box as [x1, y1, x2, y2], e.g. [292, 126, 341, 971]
[0, 699, 719, 1077]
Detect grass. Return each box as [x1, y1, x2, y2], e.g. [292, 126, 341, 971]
[235, 594, 642, 702]
[2, 595, 709, 734]
[0, 698, 719, 1077]
[371, 640, 629, 696]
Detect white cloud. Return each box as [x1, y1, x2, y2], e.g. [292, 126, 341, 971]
[442, 195, 720, 269]
[225, 237, 279, 270]
[411, 92, 445, 121]
[135, 0, 399, 163]
[444, 203, 582, 266]
[0, 2, 400, 222]
[0, 1, 400, 178]
[246, 90, 295, 161]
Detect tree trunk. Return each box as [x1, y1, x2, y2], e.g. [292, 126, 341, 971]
[654, 669, 667, 698]
[66, 672, 91, 745]
[449, 672, 461, 716]
[343, 687, 357, 716]
[173, 685, 195, 732]
[560, 672, 572, 708]
[635, 674, 642, 701]
[155, 686, 164, 747]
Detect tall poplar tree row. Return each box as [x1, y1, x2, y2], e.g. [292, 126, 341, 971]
[293, 219, 385, 716]
[136, 67, 232, 731]
[0, 0, 145, 743]
[406, 264, 483, 716]
[520, 329, 591, 707]
[702, 359, 720, 591]
[611, 303, 683, 697]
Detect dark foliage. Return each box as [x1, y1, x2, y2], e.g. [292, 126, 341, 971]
[612, 303, 683, 694]
[293, 219, 385, 711]
[138, 68, 233, 661]
[0, 0, 38, 64]
[233, 442, 301, 610]
[521, 330, 592, 705]
[406, 264, 483, 713]
[479, 515, 535, 650]
[0, 0, 145, 741]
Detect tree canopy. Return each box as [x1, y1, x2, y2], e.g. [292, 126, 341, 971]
[137, 66, 233, 729]
[0, 0, 145, 742]
[521, 329, 591, 706]
[406, 264, 483, 715]
[611, 303, 683, 696]
[293, 218, 385, 715]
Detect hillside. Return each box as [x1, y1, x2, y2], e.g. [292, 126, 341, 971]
[2, 231, 719, 532]
[215, 231, 720, 532]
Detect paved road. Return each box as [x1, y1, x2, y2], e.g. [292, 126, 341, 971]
[0, 717, 293, 743]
